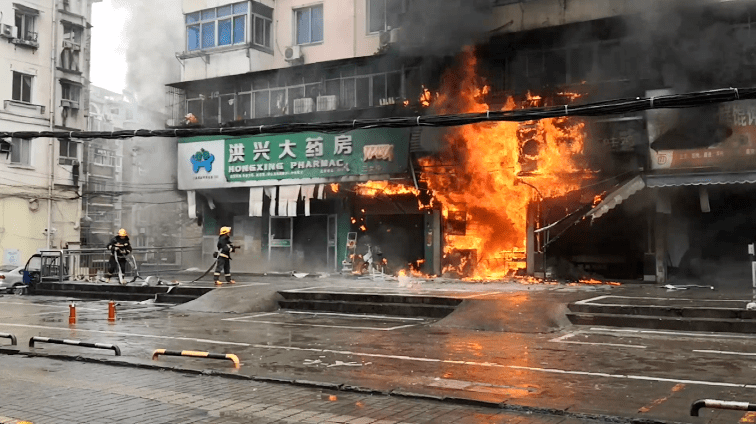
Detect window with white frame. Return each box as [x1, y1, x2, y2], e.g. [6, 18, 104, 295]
[252, 2, 273, 50]
[14, 7, 38, 42]
[61, 82, 81, 107]
[60, 23, 82, 72]
[10, 138, 31, 166]
[367, 0, 405, 34]
[186, 2, 248, 52]
[295, 4, 323, 45]
[12, 72, 32, 103]
[59, 139, 79, 163]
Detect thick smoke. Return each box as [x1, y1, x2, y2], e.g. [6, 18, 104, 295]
[397, 0, 494, 57]
[112, 0, 183, 112]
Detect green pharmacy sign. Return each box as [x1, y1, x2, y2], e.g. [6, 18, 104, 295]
[222, 128, 410, 182]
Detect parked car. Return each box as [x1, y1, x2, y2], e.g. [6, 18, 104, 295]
[0, 264, 26, 294]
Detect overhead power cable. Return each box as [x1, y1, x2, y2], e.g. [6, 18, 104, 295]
[0, 86, 751, 140]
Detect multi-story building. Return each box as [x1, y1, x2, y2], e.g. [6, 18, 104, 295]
[86, 85, 201, 269]
[167, 0, 435, 274]
[0, 0, 98, 266]
[167, 0, 756, 284]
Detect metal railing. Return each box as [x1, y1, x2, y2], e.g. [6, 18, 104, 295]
[31, 246, 201, 282]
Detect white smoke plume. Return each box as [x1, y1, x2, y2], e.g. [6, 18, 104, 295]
[111, 0, 183, 112]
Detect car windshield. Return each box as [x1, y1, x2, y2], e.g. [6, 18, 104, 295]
[0, 265, 17, 272]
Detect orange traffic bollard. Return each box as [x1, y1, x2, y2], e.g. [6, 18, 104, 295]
[108, 301, 116, 322]
[68, 303, 76, 325]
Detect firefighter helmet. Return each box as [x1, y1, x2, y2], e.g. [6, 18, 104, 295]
[220, 226, 231, 235]
[118, 228, 128, 237]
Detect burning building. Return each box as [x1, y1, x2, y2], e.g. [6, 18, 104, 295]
[166, 0, 756, 285]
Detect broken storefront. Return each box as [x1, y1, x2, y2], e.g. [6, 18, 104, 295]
[177, 128, 441, 274]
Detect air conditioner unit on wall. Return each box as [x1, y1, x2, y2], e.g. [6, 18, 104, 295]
[293, 98, 314, 114]
[0, 24, 16, 39]
[284, 45, 302, 62]
[380, 28, 401, 47]
[317, 95, 338, 111]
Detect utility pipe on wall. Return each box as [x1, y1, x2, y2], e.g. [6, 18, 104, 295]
[47, 0, 58, 249]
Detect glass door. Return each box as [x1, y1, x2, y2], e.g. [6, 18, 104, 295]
[327, 214, 337, 271]
[268, 217, 293, 261]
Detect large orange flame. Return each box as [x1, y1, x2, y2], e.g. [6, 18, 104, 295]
[420, 50, 589, 280]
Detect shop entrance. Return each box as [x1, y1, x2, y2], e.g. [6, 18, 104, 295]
[268, 215, 337, 271]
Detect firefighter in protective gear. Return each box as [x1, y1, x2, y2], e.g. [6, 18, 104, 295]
[106, 228, 132, 283]
[214, 226, 235, 285]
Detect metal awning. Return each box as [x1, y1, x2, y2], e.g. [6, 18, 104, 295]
[586, 175, 646, 221]
[535, 175, 646, 247]
[644, 171, 756, 188]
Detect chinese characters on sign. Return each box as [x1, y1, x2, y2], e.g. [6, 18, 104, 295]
[221, 128, 410, 182]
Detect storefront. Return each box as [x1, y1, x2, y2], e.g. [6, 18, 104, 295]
[176, 127, 437, 273]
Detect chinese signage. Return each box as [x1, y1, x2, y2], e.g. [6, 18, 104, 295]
[649, 99, 756, 170]
[178, 128, 410, 189]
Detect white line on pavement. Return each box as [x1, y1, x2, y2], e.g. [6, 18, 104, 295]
[281, 311, 427, 321]
[224, 319, 418, 331]
[590, 328, 756, 339]
[549, 332, 647, 349]
[222, 312, 278, 321]
[693, 349, 756, 356]
[248, 344, 756, 389]
[0, 323, 251, 346]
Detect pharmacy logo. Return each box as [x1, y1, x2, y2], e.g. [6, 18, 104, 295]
[190, 148, 215, 173]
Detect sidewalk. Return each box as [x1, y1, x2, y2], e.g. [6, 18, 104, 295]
[0, 355, 655, 424]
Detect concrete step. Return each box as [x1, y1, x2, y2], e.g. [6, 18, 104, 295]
[32, 282, 213, 304]
[566, 311, 756, 333]
[277, 290, 463, 318]
[568, 302, 756, 319]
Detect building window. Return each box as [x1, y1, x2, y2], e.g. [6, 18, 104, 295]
[61, 24, 82, 72]
[59, 139, 79, 162]
[12, 72, 32, 103]
[186, 1, 248, 51]
[295, 4, 323, 45]
[367, 0, 405, 34]
[61, 82, 81, 104]
[14, 8, 37, 42]
[10, 138, 31, 166]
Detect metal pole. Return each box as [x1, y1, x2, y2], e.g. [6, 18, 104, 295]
[749, 243, 756, 300]
[47, 0, 58, 249]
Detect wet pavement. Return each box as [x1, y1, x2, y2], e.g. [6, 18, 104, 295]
[3, 273, 756, 423]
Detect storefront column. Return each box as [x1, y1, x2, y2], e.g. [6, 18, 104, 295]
[655, 190, 671, 283]
[423, 210, 442, 275]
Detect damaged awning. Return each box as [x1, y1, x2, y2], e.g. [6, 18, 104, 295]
[536, 175, 646, 247]
[586, 175, 646, 220]
[644, 171, 756, 187]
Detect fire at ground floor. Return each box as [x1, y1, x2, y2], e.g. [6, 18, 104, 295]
[190, 186, 443, 275]
[533, 176, 756, 286]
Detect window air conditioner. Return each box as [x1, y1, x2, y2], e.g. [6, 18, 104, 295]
[284, 45, 302, 62]
[317, 95, 338, 111]
[61, 99, 79, 109]
[293, 98, 314, 114]
[0, 24, 16, 39]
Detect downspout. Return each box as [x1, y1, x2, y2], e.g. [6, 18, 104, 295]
[48, 0, 58, 249]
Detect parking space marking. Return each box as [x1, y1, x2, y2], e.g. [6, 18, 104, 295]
[590, 327, 756, 340]
[281, 311, 427, 321]
[0, 323, 251, 346]
[548, 332, 647, 349]
[224, 318, 418, 331]
[222, 312, 278, 321]
[249, 344, 756, 389]
[693, 349, 756, 357]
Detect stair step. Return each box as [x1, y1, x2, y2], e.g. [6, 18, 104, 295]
[277, 291, 463, 307]
[566, 312, 756, 333]
[278, 299, 457, 318]
[568, 303, 756, 319]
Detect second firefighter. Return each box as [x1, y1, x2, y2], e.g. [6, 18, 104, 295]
[214, 226, 236, 285]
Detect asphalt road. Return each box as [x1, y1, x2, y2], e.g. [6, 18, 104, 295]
[1, 278, 756, 423]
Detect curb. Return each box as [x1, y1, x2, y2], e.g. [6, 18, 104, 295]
[0, 349, 687, 424]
